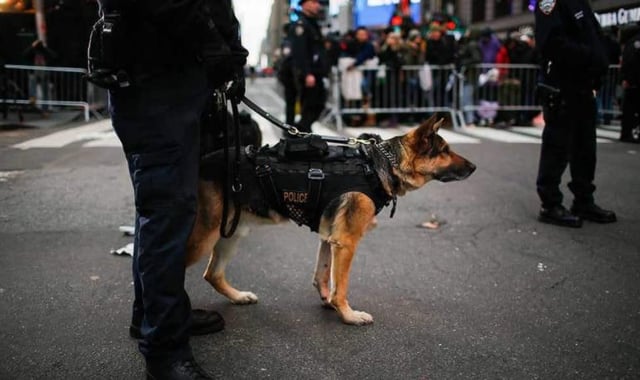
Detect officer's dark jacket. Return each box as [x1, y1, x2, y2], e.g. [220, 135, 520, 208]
[535, 0, 609, 90]
[289, 11, 328, 78]
[200, 140, 393, 233]
[98, 0, 246, 80]
[621, 31, 640, 87]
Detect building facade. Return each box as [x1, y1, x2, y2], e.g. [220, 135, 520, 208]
[451, 0, 640, 34]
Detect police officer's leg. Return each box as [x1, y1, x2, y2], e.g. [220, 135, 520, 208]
[110, 66, 208, 364]
[620, 88, 632, 141]
[633, 88, 640, 141]
[536, 99, 572, 208]
[621, 88, 640, 142]
[567, 92, 616, 223]
[284, 82, 298, 126]
[568, 92, 597, 206]
[298, 78, 326, 133]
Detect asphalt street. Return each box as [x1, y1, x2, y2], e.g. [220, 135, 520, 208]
[1, 79, 639, 379]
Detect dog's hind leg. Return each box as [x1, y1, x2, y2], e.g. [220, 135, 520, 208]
[186, 183, 222, 267]
[313, 240, 333, 308]
[328, 193, 376, 325]
[203, 225, 258, 305]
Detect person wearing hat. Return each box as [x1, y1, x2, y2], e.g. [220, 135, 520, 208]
[534, 0, 616, 227]
[289, 0, 328, 133]
[90, 0, 247, 378]
[425, 23, 454, 107]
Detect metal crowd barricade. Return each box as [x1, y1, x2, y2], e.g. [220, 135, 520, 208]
[332, 64, 460, 130]
[0, 64, 91, 121]
[456, 63, 622, 127]
[457, 63, 541, 126]
[598, 64, 622, 122]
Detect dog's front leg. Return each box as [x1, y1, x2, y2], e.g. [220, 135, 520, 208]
[203, 226, 258, 305]
[326, 193, 376, 325]
[330, 240, 373, 325]
[313, 240, 332, 308]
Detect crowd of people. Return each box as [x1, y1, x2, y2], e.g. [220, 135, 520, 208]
[278, 19, 543, 127]
[276, 13, 638, 132]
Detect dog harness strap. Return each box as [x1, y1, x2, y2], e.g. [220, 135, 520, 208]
[256, 164, 282, 212]
[390, 196, 397, 218]
[306, 166, 324, 223]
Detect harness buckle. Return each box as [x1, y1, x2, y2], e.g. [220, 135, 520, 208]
[256, 164, 272, 177]
[308, 168, 325, 180]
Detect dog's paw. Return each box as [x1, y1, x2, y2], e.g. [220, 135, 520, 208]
[230, 291, 258, 305]
[341, 310, 374, 325]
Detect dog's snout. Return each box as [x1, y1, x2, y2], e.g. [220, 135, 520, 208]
[467, 161, 476, 174]
[457, 159, 476, 180]
[436, 157, 476, 182]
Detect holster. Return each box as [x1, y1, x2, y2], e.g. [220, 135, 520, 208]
[87, 12, 132, 89]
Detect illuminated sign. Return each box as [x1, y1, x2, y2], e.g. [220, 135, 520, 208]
[290, 0, 353, 16]
[367, 0, 420, 5]
[354, 0, 421, 27]
[595, 6, 640, 28]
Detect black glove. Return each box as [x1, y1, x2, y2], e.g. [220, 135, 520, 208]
[226, 70, 246, 104]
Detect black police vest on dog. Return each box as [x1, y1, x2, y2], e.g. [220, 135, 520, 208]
[200, 136, 393, 232]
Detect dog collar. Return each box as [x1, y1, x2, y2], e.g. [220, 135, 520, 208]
[374, 141, 399, 168]
[372, 142, 399, 218]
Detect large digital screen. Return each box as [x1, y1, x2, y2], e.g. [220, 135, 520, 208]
[289, 0, 422, 27]
[289, 0, 348, 15]
[353, 0, 421, 27]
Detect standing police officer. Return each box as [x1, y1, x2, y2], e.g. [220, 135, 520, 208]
[289, 0, 328, 133]
[89, 1, 246, 378]
[620, 25, 640, 143]
[535, 0, 617, 227]
[277, 23, 298, 126]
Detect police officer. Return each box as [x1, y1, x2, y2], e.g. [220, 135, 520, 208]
[620, 25, 640, 143]
[289, 0, 328, 133]
[535, 0, 616, 227]
[277, 23, 298, 126]
[92, 1, 246, 378]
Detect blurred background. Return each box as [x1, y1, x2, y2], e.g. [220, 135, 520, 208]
[1, 0, 639, 70]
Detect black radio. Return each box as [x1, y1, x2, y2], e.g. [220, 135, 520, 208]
[87, 12, 131, 90]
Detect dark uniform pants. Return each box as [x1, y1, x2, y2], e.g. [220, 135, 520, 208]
[621, 87, 640, 142]
[298, 74, 326, 133]
[283, 80, 298, 126]
[109, 65, 209, 363]
[537, 89, 597, 208]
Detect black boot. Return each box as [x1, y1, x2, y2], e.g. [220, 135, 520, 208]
[571, 202, 617, 223]
[131, 309, 225, 340]
[146, 358, 213, 380]
[539, 205, 583, 228]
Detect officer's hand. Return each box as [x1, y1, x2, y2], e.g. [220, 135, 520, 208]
[227, 72, 246, 104]
[305, 74, 316, 88]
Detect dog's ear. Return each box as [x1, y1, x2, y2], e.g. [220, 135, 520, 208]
[410, 115, 443, 152]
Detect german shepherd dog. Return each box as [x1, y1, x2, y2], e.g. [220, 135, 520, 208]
[186, 115, 475, 325]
